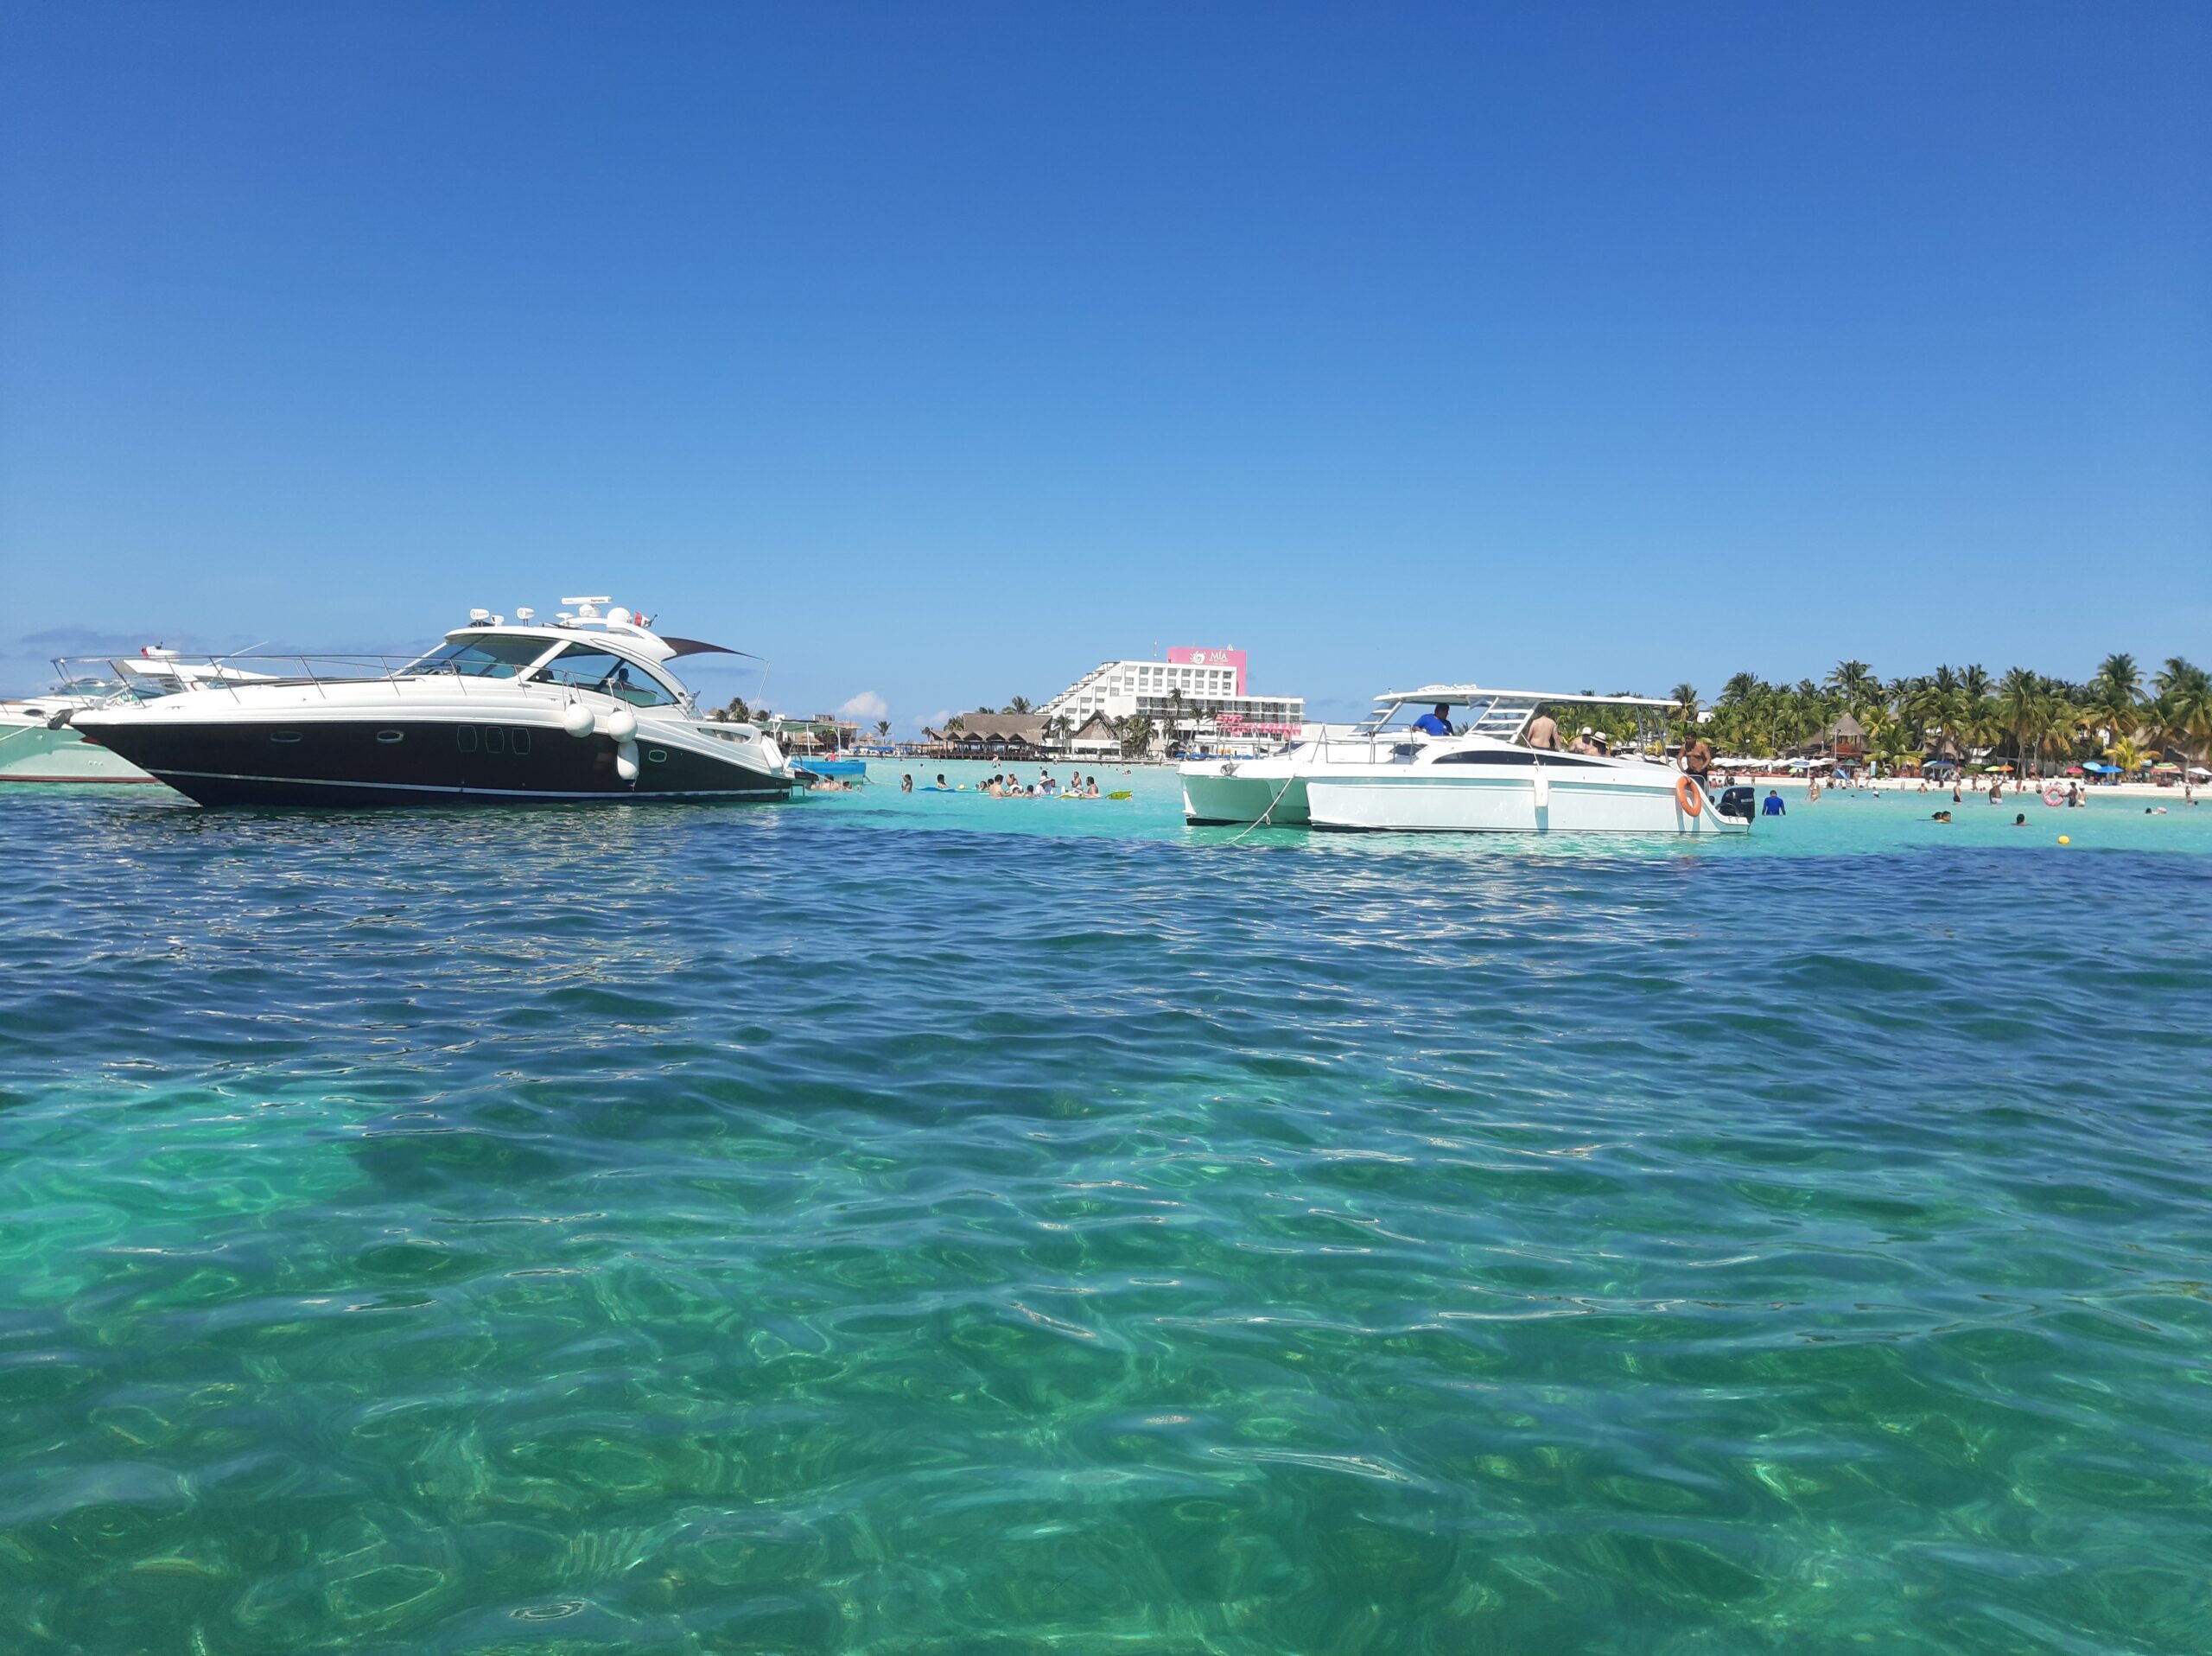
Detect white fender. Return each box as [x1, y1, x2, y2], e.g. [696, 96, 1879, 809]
[615, 739, 639, 783]
[560, 703, 594, 738]
[605, 705, 639, 742]
[1532, 765, 1551, 810]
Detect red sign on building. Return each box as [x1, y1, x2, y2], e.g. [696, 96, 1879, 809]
[1167, 646, 1246, 696]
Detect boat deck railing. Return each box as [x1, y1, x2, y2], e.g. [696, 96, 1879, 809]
[67, 653, 581, 704]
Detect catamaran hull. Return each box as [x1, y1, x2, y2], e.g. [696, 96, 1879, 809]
[1181, 771, 1311, 825]
[74, 718, 795, 807]
[0, 722, 158, 782]
[1305, 774, 1746, 834]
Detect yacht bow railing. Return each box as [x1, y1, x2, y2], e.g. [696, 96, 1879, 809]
[66, 653, 497, 704]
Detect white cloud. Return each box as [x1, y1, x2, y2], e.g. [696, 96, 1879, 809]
[838, 691, 888, 723]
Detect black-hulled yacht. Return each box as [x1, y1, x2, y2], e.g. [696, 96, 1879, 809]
[73, 598, 798, 806]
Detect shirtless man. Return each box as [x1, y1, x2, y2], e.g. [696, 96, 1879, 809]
[1524, 706, 1560, 750]
[1680, 734, 1714, 791]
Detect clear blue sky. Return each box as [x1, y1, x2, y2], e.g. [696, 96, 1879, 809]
[3, 3, 2206, 725]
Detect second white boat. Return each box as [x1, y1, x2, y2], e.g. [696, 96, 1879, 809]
[1182, 685, 1753, 835]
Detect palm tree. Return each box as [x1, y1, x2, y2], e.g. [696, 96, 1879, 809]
[874, 719, 891, 741]
[2081, 653, 2145, 746]
[1046, 712, 1071, 751]
[1826, 660, 1877, 708]
[1006, 696, 1033, 715]
[1163, 688, 1186, 751]
[1119, 714, 1155, 757]
[1995, 668, 2048, 773]
[2151, 658, 2210, 764]
[2103, 735, 2159, 775]
[944, 713, 966, 735]
[1669, 683, 1699, 725]
[2091, 653, 2142, 708]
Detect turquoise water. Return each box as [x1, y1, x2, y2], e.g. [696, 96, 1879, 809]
[3, 770, 2209, 1654]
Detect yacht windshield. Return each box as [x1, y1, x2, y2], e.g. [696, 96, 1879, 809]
[532, 645, 678, 707]
[404, 636, 551, 679]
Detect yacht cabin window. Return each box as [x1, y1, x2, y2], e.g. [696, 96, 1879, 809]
[532, 644, 678, 707]
[406, 636, 553, 679]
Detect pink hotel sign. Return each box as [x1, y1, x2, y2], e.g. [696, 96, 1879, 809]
[1167, 646, 1246, 696]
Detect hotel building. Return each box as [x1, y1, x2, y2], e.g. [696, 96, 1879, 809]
[1039, 647, 1306, 739]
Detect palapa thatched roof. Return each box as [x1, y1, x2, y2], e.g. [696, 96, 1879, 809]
[927, 714, 1047, 746]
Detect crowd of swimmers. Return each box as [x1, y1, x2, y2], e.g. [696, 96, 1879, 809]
[900, 768, 1109, 799]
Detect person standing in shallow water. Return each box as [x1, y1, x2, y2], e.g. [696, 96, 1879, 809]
[1762, 790, 1785, 817]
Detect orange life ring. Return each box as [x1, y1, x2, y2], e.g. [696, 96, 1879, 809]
[1675, 775, 1702, 817]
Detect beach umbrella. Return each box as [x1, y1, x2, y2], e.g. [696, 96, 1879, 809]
[2152, 763, 2181, 773]
[1985, 763, 2012, 773]
[2063, 766, 2083, 774]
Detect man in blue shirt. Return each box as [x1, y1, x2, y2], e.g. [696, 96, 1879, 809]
[1412, 703, 1452, 736]
[1762, 790, 1786, 817]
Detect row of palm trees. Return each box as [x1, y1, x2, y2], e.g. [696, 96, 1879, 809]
[1679, 653, 2211, 773]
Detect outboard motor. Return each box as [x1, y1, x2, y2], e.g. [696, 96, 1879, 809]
[1716, 785, 1757, 823]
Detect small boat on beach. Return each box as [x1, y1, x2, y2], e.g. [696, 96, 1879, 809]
[1181, 685, 1754, 835]
[73, 599, 798, 807]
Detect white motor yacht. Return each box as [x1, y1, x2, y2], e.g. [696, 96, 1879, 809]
[0, 650, 269, 784]
[1181, 685, 1754, 835]
[73, 599, 798, 807]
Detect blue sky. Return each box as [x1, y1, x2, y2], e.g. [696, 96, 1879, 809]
[3, 3, 2206, 725]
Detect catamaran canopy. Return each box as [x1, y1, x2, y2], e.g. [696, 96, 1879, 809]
[1372, 685, 1684, 710]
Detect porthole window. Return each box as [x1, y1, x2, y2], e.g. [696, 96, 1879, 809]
[484, 727, 507, 755]
[646, 748, 668, 763]
[271, 731, 302, 743]
[455, 727, 479, 754]
[512, 728, 531, 755]
[376, 730, 404, 744]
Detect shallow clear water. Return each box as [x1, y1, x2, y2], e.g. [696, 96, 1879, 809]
[3, 771, 2209, 1654]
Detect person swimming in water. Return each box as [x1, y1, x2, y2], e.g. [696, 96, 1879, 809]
[1932, 810, 1953, 823]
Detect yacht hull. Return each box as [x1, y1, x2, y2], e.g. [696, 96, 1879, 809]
[1181, 769, 1310, 825]
[74, 717, 794, 807]
[0, 721, 157, 783]
[1305, 772, 1745, 834]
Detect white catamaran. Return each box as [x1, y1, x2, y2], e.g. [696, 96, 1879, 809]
[1180, 685, 1754, 835]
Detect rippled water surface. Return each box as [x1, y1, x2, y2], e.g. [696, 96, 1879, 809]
[3, 771, 2209, 1654]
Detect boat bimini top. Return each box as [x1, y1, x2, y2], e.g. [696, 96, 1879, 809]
[1363, 685, 1688, 743]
